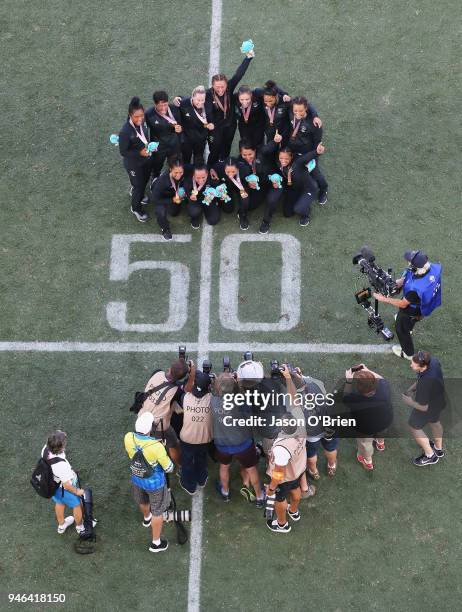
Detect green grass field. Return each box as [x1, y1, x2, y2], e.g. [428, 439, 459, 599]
[1, 0, 461, 610]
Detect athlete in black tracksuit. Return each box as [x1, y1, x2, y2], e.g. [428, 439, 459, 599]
[206, 56, 253, 166]
[149, 165, 186, 239]
[183, 167, 221, 227]
[118, 118, 153, 219]
[234, 92, 266, 148]
[145, 103, 182, 178]
[237, 140, 278, 210]
[260, 149, 320, 232]
[212, 160, 254, 229]
[254, 87, 319, 147]
[179, 96, 214, 164]
[288, 109, 328, 201]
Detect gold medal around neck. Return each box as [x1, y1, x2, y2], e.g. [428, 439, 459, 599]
[173, 196, 181, 204]
[240, 190, 247, 197]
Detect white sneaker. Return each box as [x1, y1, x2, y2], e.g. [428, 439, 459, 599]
[75, 523, 85, 534]
[392, 345, 412, 360]
[57, 516, 75, 534]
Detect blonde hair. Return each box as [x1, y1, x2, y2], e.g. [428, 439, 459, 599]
[192, 85, 206, 98]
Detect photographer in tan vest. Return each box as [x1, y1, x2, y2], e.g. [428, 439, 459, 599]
[175, 370, 213, 495]
[266, 364, 307, 534]
[139, 359, 191, 466]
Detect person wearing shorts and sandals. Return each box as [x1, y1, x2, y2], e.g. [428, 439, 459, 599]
[402, 351, 445, 466]
[306, 436, 339, 480]
[211, 372, 265, 507]
[343, 365, 393, 471]
[125, 412, 174, 553]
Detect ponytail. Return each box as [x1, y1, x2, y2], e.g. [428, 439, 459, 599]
[128, 96, 144, 118]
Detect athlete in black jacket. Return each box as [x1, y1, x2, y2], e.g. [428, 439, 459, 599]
[237, 138, 279, 210]
[149, 159, 186, 240]
[206, 48, 254, 166]
[177, 86, 215, 165]
[234, 86, 266, 148]
[118, 96, 154, 222]
[254, 81, 321, 147]
[211, 157, 254, 230]
[259, 145, 323, 234]
[184, 164, 222, 228]
[289, 96, 328, 204]
[145, 91, 183, 178]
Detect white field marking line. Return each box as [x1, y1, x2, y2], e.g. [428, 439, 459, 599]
[187, 2, 222, 611]
[219, 233, 301, 331]
[0, 341, 392, 353]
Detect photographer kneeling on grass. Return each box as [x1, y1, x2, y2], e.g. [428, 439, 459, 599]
[124, 412, 174, 553]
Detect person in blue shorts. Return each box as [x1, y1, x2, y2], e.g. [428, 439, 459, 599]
[41, 431, 85, 535]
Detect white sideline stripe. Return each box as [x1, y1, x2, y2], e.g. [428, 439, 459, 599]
[187, 1, 222, 610]
[0, 341, 391, 353]
[207, 342, 392, 354]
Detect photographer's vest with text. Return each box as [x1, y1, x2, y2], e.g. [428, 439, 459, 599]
[267, 436, 307, 483]
[180, 392, 212, 445]
[139, 371, 177, 429]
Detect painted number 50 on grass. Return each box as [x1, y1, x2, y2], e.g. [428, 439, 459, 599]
[106, 233, 301, 333]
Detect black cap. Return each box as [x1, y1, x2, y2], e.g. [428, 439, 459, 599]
[404, 250, 428, 268]
[192, 371, 211, 397]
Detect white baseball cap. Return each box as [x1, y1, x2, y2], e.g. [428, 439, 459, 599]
[135, 412, 154, 435]
[237, 360, 264, 383]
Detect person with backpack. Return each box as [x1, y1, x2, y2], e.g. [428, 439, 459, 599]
[137, 358, 191, 467]
[124, 412, 175, 553]
[31, 430, 86, 535]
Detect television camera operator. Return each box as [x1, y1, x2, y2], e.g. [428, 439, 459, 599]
[373, 250, 442, 360]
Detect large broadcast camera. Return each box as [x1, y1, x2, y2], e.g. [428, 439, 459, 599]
[352, 246, 399, 341]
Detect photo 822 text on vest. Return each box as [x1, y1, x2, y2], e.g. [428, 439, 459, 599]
[106, 233, 301, 333]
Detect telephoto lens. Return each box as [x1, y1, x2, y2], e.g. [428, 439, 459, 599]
[223, 356, 231, 371]
[265, 493, 276, 520]
[163, 509, 192, 522]
[178, 345, 187, 360]
[243, 351, 253, 361]
[202, 359, 212, 374]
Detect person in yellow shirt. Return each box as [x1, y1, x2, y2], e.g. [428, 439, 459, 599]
[124, 412, 174, 553]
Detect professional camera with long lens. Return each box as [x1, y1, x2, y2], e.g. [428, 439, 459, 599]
[352, 246, 398, 341]
[163, 509, 192, 523]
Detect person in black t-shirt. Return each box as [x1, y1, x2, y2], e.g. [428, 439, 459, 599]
[402, 351, 445, 466]
[343, 365, 393, 471]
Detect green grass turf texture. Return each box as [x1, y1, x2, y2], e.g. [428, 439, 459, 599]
[1, 0, 461, 610]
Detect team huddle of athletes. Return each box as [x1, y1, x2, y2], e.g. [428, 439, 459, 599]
[115, 42, 328, 239]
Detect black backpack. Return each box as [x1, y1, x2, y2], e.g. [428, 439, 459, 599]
[30, 454, 64, 499]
